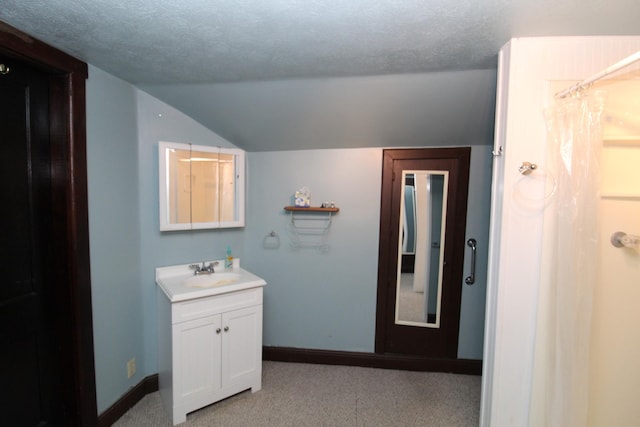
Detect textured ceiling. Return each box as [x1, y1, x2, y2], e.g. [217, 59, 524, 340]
[2, 1, 640, 151]
[2, 0, 640, 84]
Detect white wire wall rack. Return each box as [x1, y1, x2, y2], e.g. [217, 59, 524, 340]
[283, 206, 339, 251]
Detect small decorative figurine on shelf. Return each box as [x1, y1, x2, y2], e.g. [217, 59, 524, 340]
[294, 186, 311, 207]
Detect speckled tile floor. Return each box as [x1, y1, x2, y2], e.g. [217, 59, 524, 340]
[113, 361, 481, 427]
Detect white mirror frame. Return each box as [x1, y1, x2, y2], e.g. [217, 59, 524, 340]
[395, 170, 448, 328]
[159, 141, 245, 231]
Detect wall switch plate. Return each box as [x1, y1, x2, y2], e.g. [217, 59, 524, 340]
[127, 357, 136, 379]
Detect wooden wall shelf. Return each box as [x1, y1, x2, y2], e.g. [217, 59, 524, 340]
[284, 206, 339, 213]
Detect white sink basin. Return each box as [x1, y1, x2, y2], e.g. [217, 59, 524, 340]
[156, 260, 266, 302]
[184, 273, 241, 288]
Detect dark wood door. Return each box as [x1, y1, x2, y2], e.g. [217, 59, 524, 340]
[0, 21, 97, 425]
[0, 55, 67, 425]
[375, 148, 470, 358]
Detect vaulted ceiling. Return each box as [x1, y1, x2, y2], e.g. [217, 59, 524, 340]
[2, 1, 639, 150]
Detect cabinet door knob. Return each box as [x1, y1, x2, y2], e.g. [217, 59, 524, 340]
[216, 328, 221, 334]
[224, 326, 229, 332]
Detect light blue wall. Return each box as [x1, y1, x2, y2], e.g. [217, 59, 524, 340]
[135, 91, 246, 377]
[458, 146, 492, 359]
[244, 149, 382, 351]
[86, 65, 492, 414]
[244, 147, 492, 358]
[140, 70, 498, 152]
[87, 68, 245, 413]
[86, 65, 142, 412]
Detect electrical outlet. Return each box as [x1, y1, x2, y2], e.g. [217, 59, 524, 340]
[127, 357, 136, 379]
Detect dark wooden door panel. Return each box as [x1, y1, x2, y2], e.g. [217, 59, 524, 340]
[2, 83, 33, 300]
[0, 54, 64, 426]
[0, 21, 97, 425]
[375, 148, 470, 358]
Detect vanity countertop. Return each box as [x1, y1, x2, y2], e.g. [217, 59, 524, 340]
[156, 261, 266, 302]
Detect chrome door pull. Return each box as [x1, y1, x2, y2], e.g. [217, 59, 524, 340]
[465, 238, 477, 285]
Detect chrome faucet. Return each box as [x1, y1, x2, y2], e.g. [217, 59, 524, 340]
[189, 261, 218, 275]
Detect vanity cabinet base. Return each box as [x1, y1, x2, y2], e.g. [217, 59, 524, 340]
[168, 376, 261, 425]
[157, 287, 263, 425]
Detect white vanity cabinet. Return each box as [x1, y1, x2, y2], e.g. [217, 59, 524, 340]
[156, 267, 265, 425]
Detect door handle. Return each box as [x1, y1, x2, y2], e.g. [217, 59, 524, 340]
[465, 238, 477, 285]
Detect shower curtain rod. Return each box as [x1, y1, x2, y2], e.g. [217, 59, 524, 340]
[555, 50, 640, 99]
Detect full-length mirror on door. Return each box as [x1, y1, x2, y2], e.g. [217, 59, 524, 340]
[397, 171, 448, 327]
[159, 141, 245, 231]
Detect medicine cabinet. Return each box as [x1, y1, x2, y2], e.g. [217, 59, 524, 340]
[159, 141, 245, 231]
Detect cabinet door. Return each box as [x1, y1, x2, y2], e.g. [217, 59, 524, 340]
[221, 305, 262, 387]
[174, 314, 222, 402]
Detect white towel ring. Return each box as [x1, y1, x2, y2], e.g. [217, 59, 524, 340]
[512, 162, 557, 206]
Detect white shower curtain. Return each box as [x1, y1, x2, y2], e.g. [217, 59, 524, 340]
[530, 90, 605, 426]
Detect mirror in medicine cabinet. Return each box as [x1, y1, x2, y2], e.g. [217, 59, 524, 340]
[159, 141, 245, 231]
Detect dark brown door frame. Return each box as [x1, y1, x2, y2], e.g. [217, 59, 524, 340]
[375, 147, 470, 358]
[0, 21, 97, 424]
